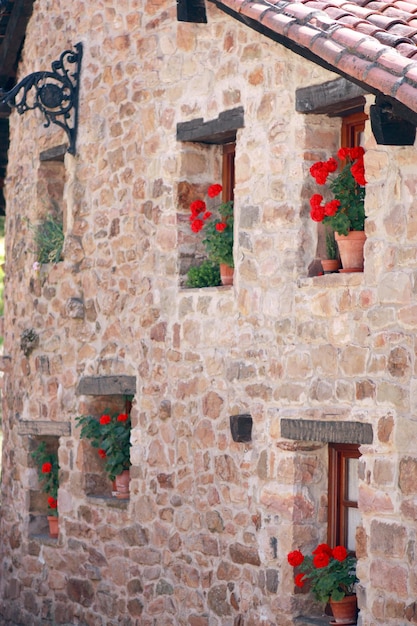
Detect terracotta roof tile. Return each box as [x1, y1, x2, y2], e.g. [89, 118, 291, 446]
[215, 0, 417, 113]
[396, 40, 417, 54]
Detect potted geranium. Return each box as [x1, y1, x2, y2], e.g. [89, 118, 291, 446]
[189, 183, 234, 285]
[309, 147, 366, 271]
[76, 406, 131, 499]
[31, 442, 59, 538]
[288, 543, 358, 623]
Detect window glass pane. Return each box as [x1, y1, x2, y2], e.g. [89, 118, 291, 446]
[347, 458, 359, 502]
[347, 507, 361, 551]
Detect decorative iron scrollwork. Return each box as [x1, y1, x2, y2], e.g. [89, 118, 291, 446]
[0, 42, 83, 155]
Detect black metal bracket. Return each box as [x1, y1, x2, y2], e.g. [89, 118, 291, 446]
[0, 42, 83, 155]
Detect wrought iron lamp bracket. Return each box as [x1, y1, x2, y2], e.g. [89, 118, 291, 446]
[0, 42, 83, 155]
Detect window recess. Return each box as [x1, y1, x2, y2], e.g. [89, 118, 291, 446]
[177, 108, 243, 286]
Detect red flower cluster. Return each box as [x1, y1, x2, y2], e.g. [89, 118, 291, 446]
[99, 414, 111, 425]
[310, 148, 366, 223]
[47, 496, 57, 509]
[288, 543, 351, 590]
[117, 413, 129, 422]
[189, 184, 226, 233]
[42, 462, 52, 474]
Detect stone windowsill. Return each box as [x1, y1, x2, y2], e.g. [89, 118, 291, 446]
[86, 494, 129, 509]
[182, 284, 233, 292]
[298, 272, 364, 288]
[29, 532, 59, 545]
[294, 615, 333, 626]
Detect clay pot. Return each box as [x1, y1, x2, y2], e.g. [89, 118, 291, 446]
[335, 231, 366, 272]
[321, 259, 340, 274]
[219, 263, 234, 286]
[114, 469, 130, 499]
[329, 594, 357, 624]
[47, 515, 58, 538]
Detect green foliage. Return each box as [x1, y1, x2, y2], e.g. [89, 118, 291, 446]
[202, 200, 234, 267]
[186, 260, 221, 288]
[326, 160, 365, 235]
[32, 215, 64, 264]
[31, 442, 59, 516]
[76, 407, 131, 481]
[325, 230, 338, 260]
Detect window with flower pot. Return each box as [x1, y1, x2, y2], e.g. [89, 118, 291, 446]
[306, 110, 368, 276]
[177, 107, 242, 287]
[29, 435, 60, 538]
[328, 443, 361, 552]
[76, 392, 133, 500]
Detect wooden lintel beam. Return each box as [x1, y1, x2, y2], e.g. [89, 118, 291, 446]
[296, 78, 368, 115]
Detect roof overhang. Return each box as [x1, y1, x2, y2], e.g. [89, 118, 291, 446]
[209, 0, 417, 127]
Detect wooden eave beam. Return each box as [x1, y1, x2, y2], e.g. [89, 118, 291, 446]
[296, 78, 368, 116]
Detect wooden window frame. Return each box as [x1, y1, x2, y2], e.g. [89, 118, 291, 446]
[328, 443, 360, 549]
[341, 111, 367, 148]
[222, 142, 235, 203]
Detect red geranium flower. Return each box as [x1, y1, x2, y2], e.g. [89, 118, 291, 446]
[313, 552, 330, 568]
[348, 146, 364, 160]
[100, 414, 111, 425]
[117, 413, 129, 422]
[47, 496, 57, 509]
[215, 222, 227, 232]
[41, 462, 52, 474]
[310, 161, 331, 184]
[332, 545, 348, 562]
[324, 199, 341, 217]
[350, 158, 366, 186]
[98, 448, 107, 458]
[190, 199, 206, 215]
[310, 193, 323, 208]
[312, 543, 333, 556]
[207, 184, 222, 198]
[287, 549, 305, 567]
[191, 219, 204, 233]
[310, 204, 325, 222]
[295, 573, 306, 588]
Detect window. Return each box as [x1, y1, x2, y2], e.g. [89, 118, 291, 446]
[341, 112, 367, 149]
[328, 443, 360, 551]
[176, 107, 243, 285]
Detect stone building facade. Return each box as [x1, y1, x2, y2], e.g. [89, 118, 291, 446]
[0, 0, 416, 625]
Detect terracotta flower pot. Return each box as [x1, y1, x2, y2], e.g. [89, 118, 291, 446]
[335, 231, 366, 272]
[321, 259, 340, 274]
[47, 515, 59, 538]
[114, 469, 130, 499]
[220, 263, 234, 285]
[329, 594, 357, 624]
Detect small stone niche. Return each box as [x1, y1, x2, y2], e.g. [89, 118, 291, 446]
[28, 435, 59, 538]
[76, 376, 135, 499]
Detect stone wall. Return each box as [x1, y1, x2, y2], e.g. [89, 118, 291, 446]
[0, 0, 416, 625]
